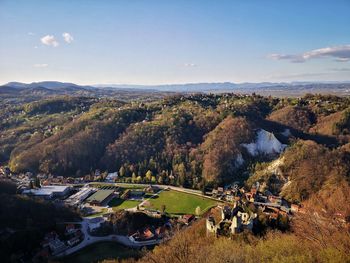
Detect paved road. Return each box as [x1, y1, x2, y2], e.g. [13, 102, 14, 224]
[56, 218, 161, 258]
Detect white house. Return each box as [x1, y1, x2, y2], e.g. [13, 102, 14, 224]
[105, 172, 118, 182]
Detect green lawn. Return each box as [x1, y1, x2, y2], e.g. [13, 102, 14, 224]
[59, 242, 140, 263]
[146, 190, 217, 215]
[108, 198, 141, 211]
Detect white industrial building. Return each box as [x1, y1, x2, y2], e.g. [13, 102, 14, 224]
[22, 185, 71, 199]
[65, 186, 96, 206]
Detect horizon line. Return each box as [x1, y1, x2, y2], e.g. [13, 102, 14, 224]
[2, 80, 350, 87]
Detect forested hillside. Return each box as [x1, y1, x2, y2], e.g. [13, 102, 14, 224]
[1, 94, 350, 198]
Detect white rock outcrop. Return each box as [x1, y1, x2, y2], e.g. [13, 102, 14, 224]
[242, 129, 286, 156]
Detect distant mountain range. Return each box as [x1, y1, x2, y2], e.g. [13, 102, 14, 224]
[1, 81, 350, 97]
[94, 81, 350, 92]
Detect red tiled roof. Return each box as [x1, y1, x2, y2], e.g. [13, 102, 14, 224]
[143, 228, 154, 238]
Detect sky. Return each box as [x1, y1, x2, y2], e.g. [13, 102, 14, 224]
[0, 0, 350, 85]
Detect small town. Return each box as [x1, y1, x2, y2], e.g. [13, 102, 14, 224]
[0, 165, 303, 261]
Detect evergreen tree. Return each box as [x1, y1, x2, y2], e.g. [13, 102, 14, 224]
[34, 177, 41, 188]
[158, 175, 163, 184]
[161, 204, 166, 215]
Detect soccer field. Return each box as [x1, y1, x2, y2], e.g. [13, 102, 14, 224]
[146, 189, 217, 215]
[108, 198, 141, 211]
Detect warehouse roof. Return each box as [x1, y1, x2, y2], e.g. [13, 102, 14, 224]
[86, 189, 114, 203]
[23, 185, 70, 196]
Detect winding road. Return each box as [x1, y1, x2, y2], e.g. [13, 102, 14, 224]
[56, 218, 161, 258]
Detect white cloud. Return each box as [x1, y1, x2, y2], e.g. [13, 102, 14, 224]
[33, 63, 48, 68]
[40, 35, 59, 47]
[62, 32, 74, 43]
[268, 45, 350, 63]
[28, 32, 35, 36]
[184, 63, 198, 67]
[267, 54, 304, 63]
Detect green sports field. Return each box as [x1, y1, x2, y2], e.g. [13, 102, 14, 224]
[108, 198, 141, 211]
[146, 189, 217, 215]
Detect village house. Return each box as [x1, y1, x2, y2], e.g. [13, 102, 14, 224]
[0, 166, 11, 176]
[206, 216, 219, 233]
[179, 214, 195, 225]
[41, 232, 67, 255]
[67, 236, 80, 246]
[105, 172, 118, 182]
[268, 195, 282, 205]
[144, 185, 160, 194]
[129, 227, 155, 242]
[65, 224, 77, 235]
[129, 221, 172, 243]
[49, 239, 66, 255]
[245, 192, 256, 202]
[225, 193, 235, 202]
[230, 211, 255, 234]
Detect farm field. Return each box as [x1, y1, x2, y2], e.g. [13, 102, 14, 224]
[146, 189, 218, 215]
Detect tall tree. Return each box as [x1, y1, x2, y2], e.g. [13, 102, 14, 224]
[119, 166, 125, 177]
[145, 170, 153, 182]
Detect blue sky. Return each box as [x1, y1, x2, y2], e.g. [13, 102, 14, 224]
[0, 0, 350, 85]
